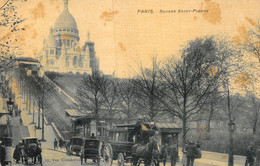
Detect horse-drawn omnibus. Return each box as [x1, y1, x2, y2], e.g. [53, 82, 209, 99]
[106, 122, 182, 166]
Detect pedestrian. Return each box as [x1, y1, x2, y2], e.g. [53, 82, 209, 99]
[195, 141, 202, 159]
[245, 146, 255, 166]
[54, 138, 58, 150]
[0, 141, 6, 166]
[59, 138, 63, 149]
[160, 143, 168, 166]
[182, 141, 188, 166]
[185, 140, 197, 166]
[168, 143, 178, 166]
[19, 117, 23, 125]
[18, 109, 21, 116]
[13, 141, 22, 163]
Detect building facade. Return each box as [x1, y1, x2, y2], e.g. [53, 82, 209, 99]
[38, 0, 99, 74]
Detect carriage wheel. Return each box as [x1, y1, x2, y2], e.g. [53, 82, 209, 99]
[118, 153, 124, 166]
[103, 143, 113, 166]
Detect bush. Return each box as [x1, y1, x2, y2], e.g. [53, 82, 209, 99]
[199, 131, 255, 156]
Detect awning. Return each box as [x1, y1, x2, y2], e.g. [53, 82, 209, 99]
[65, 109, 86, 118]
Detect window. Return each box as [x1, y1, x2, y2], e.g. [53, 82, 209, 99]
[45, 50, 48, 55]
[67, 40, 70, 47]
[71, 40, 74, 47]
[79, 57, 83, 68]
[63, 29, 66, 31]
[66, 57, 69, 66]
[73, 56, 77, 66]
[63, 39, 66, 46]
[59, 29, 62, 31]
[50, 49, 54, 54]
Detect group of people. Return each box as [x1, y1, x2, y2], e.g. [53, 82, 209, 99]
[54, 137, 65, 150]
[181, 140, 201, 166]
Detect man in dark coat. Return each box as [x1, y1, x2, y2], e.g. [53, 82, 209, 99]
[185, 141, 197, 166]
[13, 142, 22, 163]
[0, 142, 6, 166]
[54, 138, 58, 150]
[168, 143, 178, 166]
[245, 146, 255, 166]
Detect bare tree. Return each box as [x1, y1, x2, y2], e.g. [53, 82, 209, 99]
[118, 78, 138, 123]
[133, 57, 163, 122]
[159, 37, 235, 146]
[99, 77, 121, 125]
[77, 71, 105, 134]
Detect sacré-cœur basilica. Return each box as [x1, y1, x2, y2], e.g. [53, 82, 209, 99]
[38, 0, 99, 74]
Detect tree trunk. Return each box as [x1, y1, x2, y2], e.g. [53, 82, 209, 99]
[253, 118, 257, 134]
[206, 103, 214, 133]
[255, 113, 260, 166]
[182, 118, 187, 148]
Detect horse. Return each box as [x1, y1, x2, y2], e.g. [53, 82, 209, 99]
[152, 144, 168, 166]
[131, 140, 160, 166]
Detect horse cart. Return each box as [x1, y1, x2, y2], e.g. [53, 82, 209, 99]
[21, 137, 42, 165]
[66, 136, 84, 156]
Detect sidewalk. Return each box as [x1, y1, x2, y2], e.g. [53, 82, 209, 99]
[18, 96, 59, 150]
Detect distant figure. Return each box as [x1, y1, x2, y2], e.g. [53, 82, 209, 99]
[0, 141, 6, 166]
[182, 141, 188, 166]
[168, 143, 178, 166]
[245, 146, 255, 166]
[13, 142, 22, 163]
[90, 133, 97, 139]
[18, 109, 21, 116]
[195, 141, 201, 159]
[160, 143, 168, 166]
[185, 141, 197, 166]
[19, 117, 23, 125]
[54, 138, 58, 150]
[59, 138, 63, 149]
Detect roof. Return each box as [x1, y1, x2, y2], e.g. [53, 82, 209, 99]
[154, 123, 182, 133]
[72, 115, 94, 125]
[65, 109, 86, 117]
[54, 0, 78, 30]
[23, 137, 38, 140]
[16, 57, 39, 63]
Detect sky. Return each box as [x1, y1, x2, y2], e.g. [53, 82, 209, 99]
[4, 0, 260, 79]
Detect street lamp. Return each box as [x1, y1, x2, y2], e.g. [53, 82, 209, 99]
[228, 122, 235, 133]
[6, 98, 14, 117]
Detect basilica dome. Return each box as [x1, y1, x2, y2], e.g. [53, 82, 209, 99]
[54, 0, 78, 31]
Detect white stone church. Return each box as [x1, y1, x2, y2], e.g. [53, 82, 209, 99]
[38, 0, 99, 74]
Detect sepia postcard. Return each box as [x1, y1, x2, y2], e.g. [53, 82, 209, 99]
[0, 0, 259, 166]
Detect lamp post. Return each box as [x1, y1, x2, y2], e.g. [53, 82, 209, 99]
[227, 86, 235, 166]
[6, 98, 14, 117]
